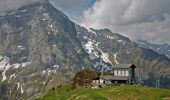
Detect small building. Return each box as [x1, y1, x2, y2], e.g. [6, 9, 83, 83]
[112, 64, 136, 84]
[90, 64, 136, 88]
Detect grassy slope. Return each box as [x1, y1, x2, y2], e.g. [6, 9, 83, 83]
[36, 85, 170, 100]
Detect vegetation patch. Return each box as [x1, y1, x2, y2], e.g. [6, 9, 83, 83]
[36, 84, 170, 100]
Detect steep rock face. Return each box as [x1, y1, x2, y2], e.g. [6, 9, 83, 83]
[0, 1, 92, 100]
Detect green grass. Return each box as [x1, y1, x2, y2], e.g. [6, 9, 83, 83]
[36, 85, 170, 100]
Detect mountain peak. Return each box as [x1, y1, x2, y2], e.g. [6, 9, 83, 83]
[17, 0, 51, 10]
[3, 0, 68, 23]
[90, 28, 112, 33]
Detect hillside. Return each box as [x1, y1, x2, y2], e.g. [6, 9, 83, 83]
[36, 84, 170, 100]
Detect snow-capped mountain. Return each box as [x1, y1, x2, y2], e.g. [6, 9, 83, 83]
[137, 40, 170, 59]
[0, 1, 170, 99]
[0, 1, 93, 99]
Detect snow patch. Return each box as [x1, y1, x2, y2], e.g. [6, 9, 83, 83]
[106, 36, 114, 39]
[13, 63, 21, 69]
[123, 41, 126, 45]
[0, 56, 10, 81]
[21, 62, 31, 67]
[19, 56, 27, 61]
[9, 73, 16, 81]
[99, 49, 112, 64]
[52, 44, 56, 47]
[47, 68, 58, 75]
[95, 42, 100, 46]
[82, 67, 85, 70]
[16, 15, 20, 18]
[87, 28, 97, 36]
[50, 79, 53, 83]
[21, 84, 24, 94]
[13, 62, 31, 69]
[0, 55, 31, 81]
[0, 56, 9, 70]
[149, 46, 153, 49]
[48, 70, 51, 75]
[77, 32, 81, 34]
[157, 48, 160, 50]
[74, 48, 81, 54]
[137, 41, 146, 45]
[8, 11, 17, 15]
[17, 82, 24, 94]
[114, 53, 119, 64]
[49, 24, 53, 28]
[43, 18, 46, 21]
[17, 45, 25, 50]
[48, 32, 51, 35]
[0, 55, 3, 60]
[43, 13, 48, 16]
[93, 60, 112, 72]
[17, 83, 20, 90]
[20, 32, 24, 36]
[82, 40, 100, 60]
[76, 49, 81, 54]
[2, 64, 11, 82]
[83, 35, 88, 40]
[43, 82, 46, 85]
[127, 51, 130, 54]
[117, 40, 123, 43]
[52, 70, 57, 73]
[20, 9, 27, 12]
[53, 65, 60, 69]
[117, 40, 126, 45]
[166, 55, 169, 57]
[43, 70, 46, 74]
[84, 41, 94, 54]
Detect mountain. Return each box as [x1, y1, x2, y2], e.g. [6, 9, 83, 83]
[0, 1, 170, 100]
[137, 40, 170, 59]
[0, 1, 93, 100]
[75, 26, 170, 86]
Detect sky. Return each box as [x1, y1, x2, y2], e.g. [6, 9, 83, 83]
[50, 0, 96, 21]
[81, 0, 170, 44]
[0, 0, 170, 44]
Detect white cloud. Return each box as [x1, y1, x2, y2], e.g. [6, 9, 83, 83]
[81, 0, 170, 44]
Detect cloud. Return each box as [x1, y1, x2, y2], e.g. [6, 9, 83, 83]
[50, 0, 94, 23]
[81, 0, 170, 44]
